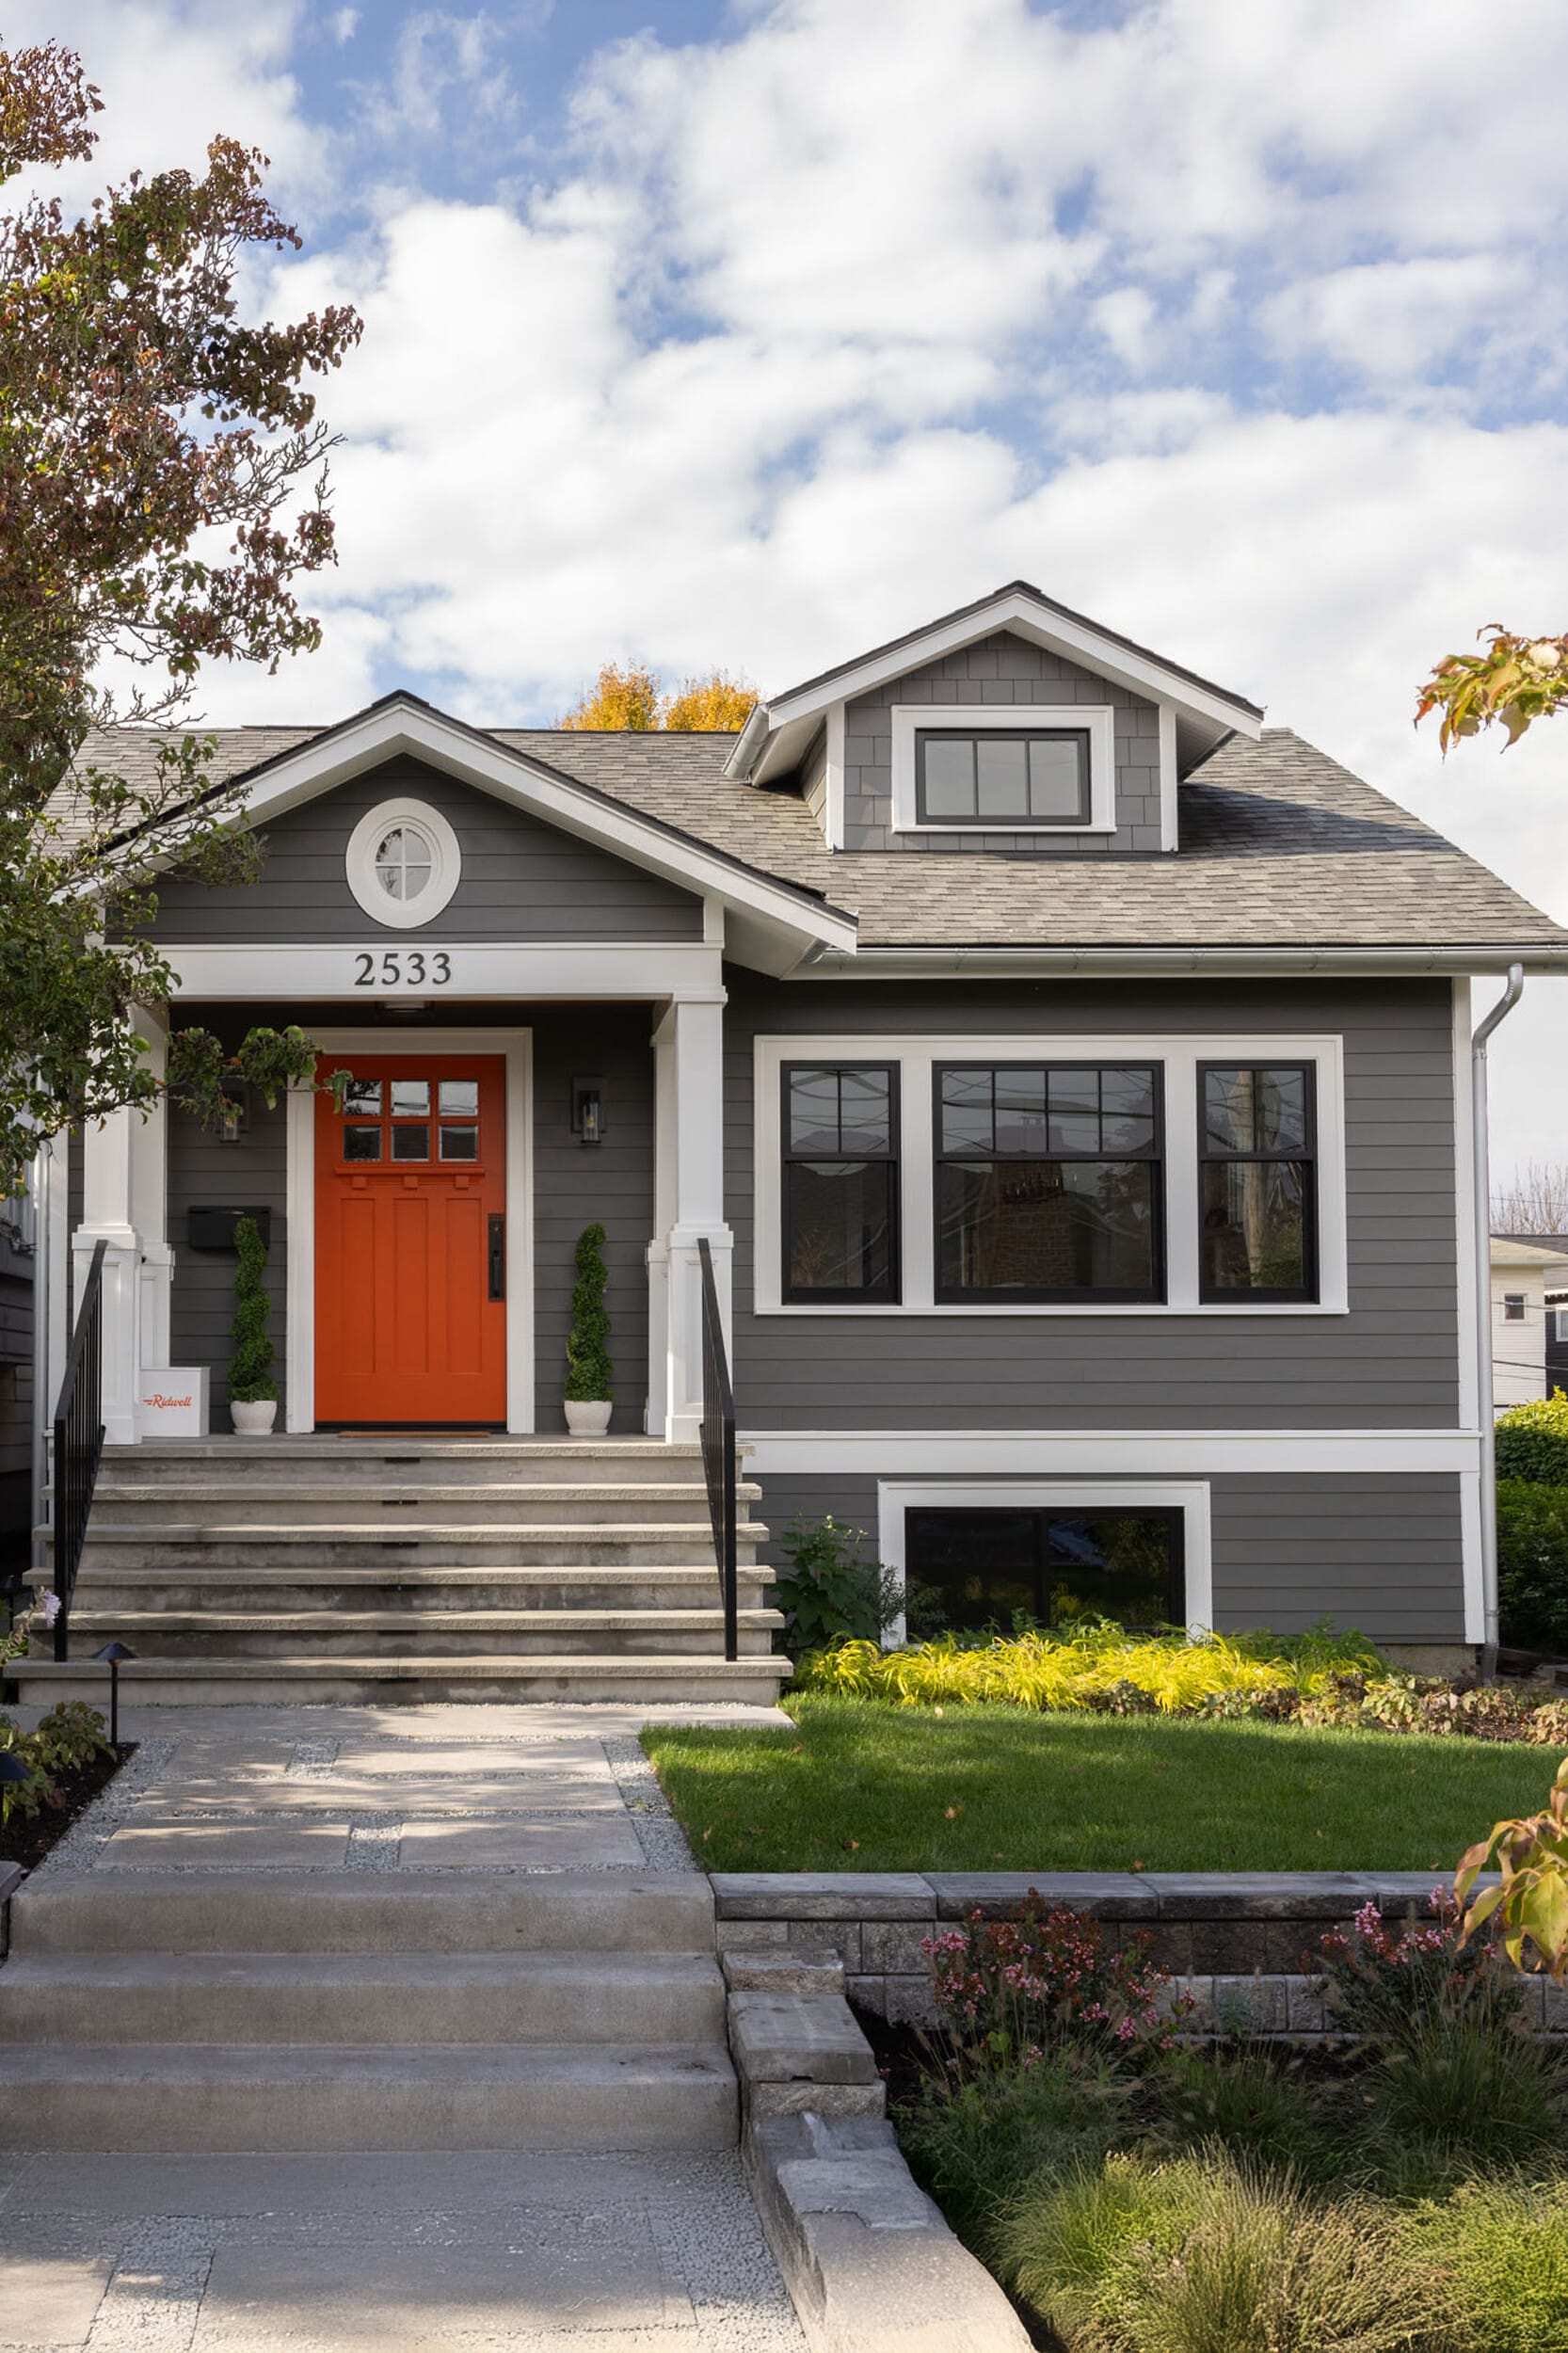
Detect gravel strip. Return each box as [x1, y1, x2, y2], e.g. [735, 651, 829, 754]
[603, 1736, 697, 1872]
[29, 1737, 181, 1881]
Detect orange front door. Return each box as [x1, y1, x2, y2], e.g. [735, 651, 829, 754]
[314, 1055, 507, 1425]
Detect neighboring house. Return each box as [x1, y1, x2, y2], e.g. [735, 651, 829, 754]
[1488, 1235, 1568, 1408]
[20, 580, 1568, 1691]
[0, 1177, 34, 1589]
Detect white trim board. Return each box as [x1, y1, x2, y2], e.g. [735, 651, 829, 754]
[888, 704, 1116, 836]
[876, 1479, 1214, 1641]
[285, 1026, 535, 1435]
[752, 1031, 1349, 1318]
[744, 1432, 1481, 1476]
[162, 941, 726, 1003]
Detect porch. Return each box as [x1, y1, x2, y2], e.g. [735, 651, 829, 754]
[60, 984, 732, 1449]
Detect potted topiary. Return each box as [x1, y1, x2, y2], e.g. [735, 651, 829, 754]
[229, 1213, 278, 1434]
[564, 1221, 614, 1436]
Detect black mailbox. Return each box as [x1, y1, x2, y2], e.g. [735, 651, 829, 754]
[187, 1207, 272, 1251]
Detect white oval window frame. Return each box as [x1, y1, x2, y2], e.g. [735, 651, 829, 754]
[345, 797, 462, 930]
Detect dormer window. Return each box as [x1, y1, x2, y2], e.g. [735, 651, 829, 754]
[890, 703, 1116, 834]
[917, 728, 1090, 826]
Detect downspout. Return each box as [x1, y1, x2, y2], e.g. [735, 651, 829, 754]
[1472, 964, 1525, 1679]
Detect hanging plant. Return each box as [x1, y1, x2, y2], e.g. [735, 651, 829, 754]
[566, 1222, 614, 1402]
[229, 1214, 277, 1404]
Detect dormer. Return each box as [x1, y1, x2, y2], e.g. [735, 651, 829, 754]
[727, 581, 1264, 857]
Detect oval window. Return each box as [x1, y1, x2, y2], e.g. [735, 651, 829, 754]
[345, 798, 461, 928]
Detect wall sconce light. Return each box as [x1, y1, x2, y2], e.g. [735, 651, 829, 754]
[217, 1084, 249, 1144]
[571, 1076, 605, 1146]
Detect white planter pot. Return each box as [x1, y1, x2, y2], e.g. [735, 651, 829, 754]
[564, 1400, 613, 1437]
[231, 1398, 278, 1436]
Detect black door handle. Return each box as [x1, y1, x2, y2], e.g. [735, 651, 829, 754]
[488, 1214, 505, 1301]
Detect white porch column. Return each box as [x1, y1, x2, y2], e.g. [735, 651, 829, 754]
[648, 994, 732, 1443]
[72, 1010, 169, 1446]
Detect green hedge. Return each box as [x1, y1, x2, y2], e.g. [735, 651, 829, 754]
[1495, 1390, 1568, 1484]
[1496, 1477, 1568, 1653]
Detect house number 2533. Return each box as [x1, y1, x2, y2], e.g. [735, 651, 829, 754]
[353, 951, 453, 986]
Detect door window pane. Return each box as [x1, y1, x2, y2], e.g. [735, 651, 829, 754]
[344, 1079, 382, 1117]
[439, 1124, 479, 1160]
[343, 1125, 382, 1161]
[906, 1506, 1181, 1633]
[391, 1125, 429, 1160]
[439, 1079, 479, 1116]
[391, 1079, 429, 1116]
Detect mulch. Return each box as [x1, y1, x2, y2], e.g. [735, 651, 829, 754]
[0, 1746, 134, 1871]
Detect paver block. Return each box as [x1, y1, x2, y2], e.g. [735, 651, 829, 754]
[1139, 1873, 1378, 1920]
[394, 1814, 645, 1867]
[723, 1950, 845, 1997]
[729, 1992, 877, 2084]
[97, 1821, 353, 1868]
[862, 1922, 936, 1974]
[0, 2249, 114, 2345]
[746, 2079, 887, 2118]
[712, 1873, 934, 1921]
[927, 1871, 1156, 1920]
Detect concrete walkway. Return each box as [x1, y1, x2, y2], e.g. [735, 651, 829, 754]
[0, 1703, 806, 2352]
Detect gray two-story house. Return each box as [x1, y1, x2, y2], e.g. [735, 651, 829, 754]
[18, 583, 1568, 1708]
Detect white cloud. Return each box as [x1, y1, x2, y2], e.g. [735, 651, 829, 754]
[23, 0, 1568, 1165]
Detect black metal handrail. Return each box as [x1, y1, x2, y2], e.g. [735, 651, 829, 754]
[53, 1239, 107, 1663]
[696, 1236, 738, 1664]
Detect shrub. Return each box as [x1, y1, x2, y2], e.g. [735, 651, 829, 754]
[997, 2151, 1457, 2353]
[0, 1702, 111, 1828]
[1315, 1895, 1525, 2046]
[1409, 2172, 1568, 2353]
[565, 1222, 613, 1401]
[898, 2052, 1130, 2257]
[1496, 1477, 1568, 1652]
[924, 1897, 1183, 2066]
[1496, 1389, 1568, 1485]
[1145, 2045, 1330, 2178]
[802, 1621, 1382, 1714]
[228, 1214, 276, 1403]
[1355, 2012, 1567, 2169]
[772, 1516, 899, 1649]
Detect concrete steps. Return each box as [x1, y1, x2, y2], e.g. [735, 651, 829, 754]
[0, 1871, 738, 2153]
[16, 1436, 790, 1707]
[9, 1653, 791, 1706]
[57, 1607, 784, 1659]
[0, 2041, 738, 2153]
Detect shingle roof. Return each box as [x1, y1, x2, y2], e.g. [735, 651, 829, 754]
[57, 715, 1567, 957]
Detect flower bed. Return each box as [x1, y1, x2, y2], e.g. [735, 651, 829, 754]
[798, 1621, 1568, 1745]
[890, 1890, 1568, 2351]
[0, 1702, 123, 1870]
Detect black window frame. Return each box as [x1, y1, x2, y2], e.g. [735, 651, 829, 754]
[932, 1060, 1166, 1306]
[905, 1503, 1186, 1633]
[1197, 1062, 1318, 1305]
[914, 727, 1093, 827]
[780, 1061, 901, 1305]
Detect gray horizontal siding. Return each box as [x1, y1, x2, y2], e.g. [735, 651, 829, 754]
[150, 756, 704, 944]
[725, 973, 1460, 1431]
[843, 630, 1161, 857]
[168, 1083, 289, 1425]
[753, 1468, 1466, 1644]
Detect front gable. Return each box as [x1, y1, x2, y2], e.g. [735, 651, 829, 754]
[150, 756, 707, 946]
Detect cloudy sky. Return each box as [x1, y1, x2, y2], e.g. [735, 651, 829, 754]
[20, 0, 1568, 1175]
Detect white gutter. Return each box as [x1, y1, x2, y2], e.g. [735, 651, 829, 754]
[1472, 963, 1525, 1679]
[804, 945, 1568, 979]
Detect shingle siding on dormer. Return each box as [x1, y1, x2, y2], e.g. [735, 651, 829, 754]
[840, 628, 1163, 856]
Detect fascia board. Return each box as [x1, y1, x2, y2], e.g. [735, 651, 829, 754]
[759, 590, 1266, 741]
[178, 701, 859, 954]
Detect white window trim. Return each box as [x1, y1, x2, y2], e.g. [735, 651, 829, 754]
[345, 797, 462, 930]
[753, 1032, 1349, 1318]
[876, 1479, 1213, 1645]
[889, 704, 1117, 835]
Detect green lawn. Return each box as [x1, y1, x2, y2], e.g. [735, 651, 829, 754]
[643, 1694, 1561, 1873]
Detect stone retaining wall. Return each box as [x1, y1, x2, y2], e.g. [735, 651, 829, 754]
[710, 1868, 1555, 2031]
